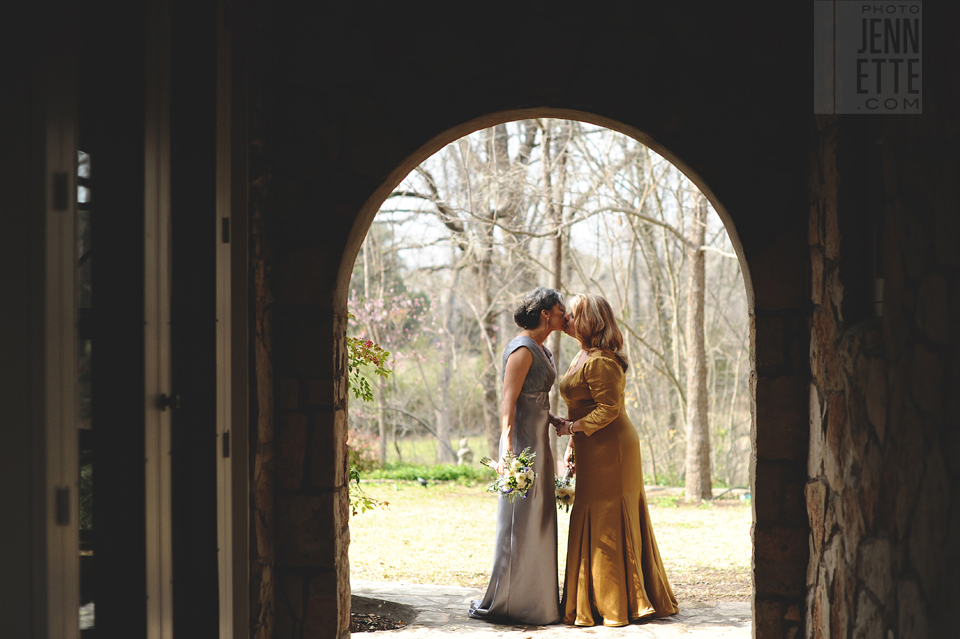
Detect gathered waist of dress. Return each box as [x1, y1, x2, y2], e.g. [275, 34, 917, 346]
[518, 390, 551, 409]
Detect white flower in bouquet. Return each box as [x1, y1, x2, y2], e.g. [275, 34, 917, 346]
[555, 467, 576, 513]
[479, 447, 538, 503]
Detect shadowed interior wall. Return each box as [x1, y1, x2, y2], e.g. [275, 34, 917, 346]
[805, 36, 960, 638]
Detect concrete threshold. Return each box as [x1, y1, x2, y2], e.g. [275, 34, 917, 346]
[352, 580, 752, 638]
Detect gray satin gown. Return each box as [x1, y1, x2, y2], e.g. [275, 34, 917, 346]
[468, 336, 561, 625]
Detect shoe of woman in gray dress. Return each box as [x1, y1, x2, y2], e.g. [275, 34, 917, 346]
[468, 333, 563, 625]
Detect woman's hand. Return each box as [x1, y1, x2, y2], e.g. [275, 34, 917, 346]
[554, 418, 573, 437]
[496, 450, 514, 475]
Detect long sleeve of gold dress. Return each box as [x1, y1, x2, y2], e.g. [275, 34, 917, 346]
[558, 352, 679, 626]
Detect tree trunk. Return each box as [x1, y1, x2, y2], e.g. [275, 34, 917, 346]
[684, 197, 711, 501]
[376, 376, 388, 465]
[435, 273, 458, 463]
[542, 124, 563, 468]
[478, 227, 501, 461]
[362, 240, 389, 466]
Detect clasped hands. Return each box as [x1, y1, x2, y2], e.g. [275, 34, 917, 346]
[549, 413, 578, 437]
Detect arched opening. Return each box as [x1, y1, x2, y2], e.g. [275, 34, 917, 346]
[255, 101, 811, 639]
[341, 109, 753, 632]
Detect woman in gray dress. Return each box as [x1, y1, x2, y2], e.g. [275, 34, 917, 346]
[469, 287, 571, 626]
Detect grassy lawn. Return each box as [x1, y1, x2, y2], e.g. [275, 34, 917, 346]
[385, 435, 490, 466]
[349, 481, 752, 602]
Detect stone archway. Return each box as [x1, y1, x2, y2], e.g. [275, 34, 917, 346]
[252, 112, 810, 639]
[246, 6, 814, 638]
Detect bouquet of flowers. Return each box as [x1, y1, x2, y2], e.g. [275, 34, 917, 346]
[555, 466, 575, 513]
[480, 447, 537, 503]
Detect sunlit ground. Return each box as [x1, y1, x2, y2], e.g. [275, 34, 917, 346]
[349, 482, 751, 601]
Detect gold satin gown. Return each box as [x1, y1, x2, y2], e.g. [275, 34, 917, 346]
[559, 351, 679, 626]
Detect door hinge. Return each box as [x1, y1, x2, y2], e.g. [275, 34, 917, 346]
[158, 393, 181, 411]
[221, 217, 230, 243]
[222, 431, 231, 458]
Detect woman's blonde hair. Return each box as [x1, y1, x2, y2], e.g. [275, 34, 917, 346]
[568, 294, 629, 371]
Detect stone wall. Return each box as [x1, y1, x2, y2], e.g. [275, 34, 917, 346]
[750, 228, 812, 639]
[806, 104, 959, 636]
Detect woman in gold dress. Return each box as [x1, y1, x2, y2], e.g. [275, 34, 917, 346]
[554, 294, 678, 626]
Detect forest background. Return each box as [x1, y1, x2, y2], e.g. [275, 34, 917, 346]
[348, 119, 750, 492]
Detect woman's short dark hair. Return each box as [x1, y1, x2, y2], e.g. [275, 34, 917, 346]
[513, 287, 564, 329]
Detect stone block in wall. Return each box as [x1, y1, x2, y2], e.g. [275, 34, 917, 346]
[337, 488, 351, 635]
[840, 488, 865, 567]
[302, 572, 343, 639]
[755, 525, 809, 597]
[908, 447, 950, 600]
[822, 394, 850, 492]
[810, 564, 829, 639]
[810, 247, 823, 306]
[785, 603, 801, 623]
[866, 357, 887, 444]
[274, 248, 341, 307]
[756, 376, 808, 461]
[894, 407, 927, 537]
[832, 559, 856, 639]
[296, 314, 335, 378]
[811, 310, 842, 392]
[808, 383, 824, 477]
[824, 193, 839, 264]
[820, 529, 842, 589]
[277, 412, 307, 490]
[307, 378, 333, 405]
[805, 481, 827, 558]
[757, 460, 808, 526]
[898, 578, 929, 639]
[279, 378, 299, 410]
[750, 231, 808, 311]
[275, 573, 305, 639]
[755, 460, 783, 523]
[756, 315, 784, 371]
[851, 590, 883, 639]
[859, 443, 883, 530]
[858, 538, 894, 605]
[808, 197, 822, 248]
[310, 409, 348, 489]
[783, 468, 808, 526]
[754, 599, 783, 638]
[276, 493, 336, 567]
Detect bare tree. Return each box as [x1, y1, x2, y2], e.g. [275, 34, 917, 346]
[684, 195, 711, 501]
[357, 120, 750, 487]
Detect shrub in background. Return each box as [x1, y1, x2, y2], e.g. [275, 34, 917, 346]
[348, 429, 381, 473]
